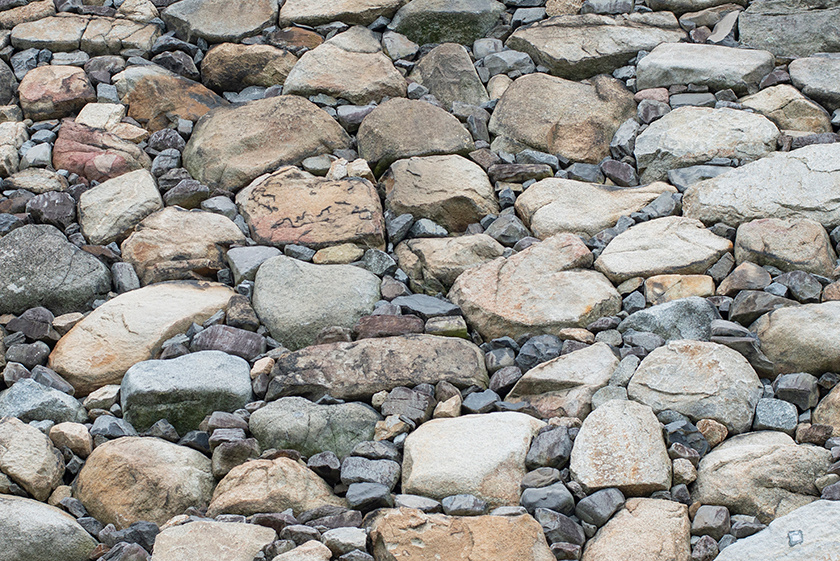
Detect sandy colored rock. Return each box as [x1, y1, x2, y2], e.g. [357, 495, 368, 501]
[201, 42, 298, 92]
[11, 14, 88, 50]
[0, 0, 55, 30]
[740, 84, 832, 133]
[0, 121, 26, 178]
[814, 384, 840, 436]
[162, 0, 277, 42]
[18, 65, 95, 121]
[79, 15, 160, 55]
[152, 520, 277, 561]
[0, 495, 97, 561]
[644, 274, 714, 305]
[408, 42, 488, 109]
[734, 217, 837, 277]
[279, 0, 405, 26]
[49, 422, 92, 459]
[53, 119, 152, 183]
[546, 0, 584, 15]
[0, 417, 64, 502]
[74, 102, 126, 131]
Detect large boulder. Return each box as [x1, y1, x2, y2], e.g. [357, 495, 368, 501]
[252, 255, 381, 350]
[182, 95, 352, 192]
[13, 15, 160, 55]
[734, 217, 837, 276]
[162, 0, 277, 42]
[740, 84, 833, 134]
[402, 412, 545, 507]
[0, 496, 97, 561]
[753, 302, 840, 376]
[152, 520, 277, 561]
[739, 0, 840, 57]
[789, 54, 840, 112]
[279, 0, 405, 26]
[389, 0, 506, 45]
[488, 73, 635, 164]
[201, 42, 298, 93]
[408, 42, 488, 109]
[449, 234, 621, 340]
[10, 13, 88, 51]
[267, 334, 488, 401]
[75, 436, 215, 529]
[18, 65, 95, 121]
[52, 119, 152, 183]
[0, 417, 64, 502]
[49, 281, 236, 395]
[0, 378, 88, 424]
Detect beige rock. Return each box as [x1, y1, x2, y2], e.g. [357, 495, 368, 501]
[18, 65, 95, 121]
[312, 244, 365, 264]
[644, 274, 715, 305]
[151, 520, 277, 561]
[546, 0, 584, 15]
[278, 0, 404, 26]
[409, 42, 488, 109]
[49, 422, 93, 458]
[696, 418, 728, 447]
[672, 458, 697, 485]
[716, 261, 771, 296]
[0, 121, 27, 177]
[79, 16, 160, 55]
[116, 0, 159, 23]
[10, 14, 89, 50]
[433, 394, 461, 418]
[74, 102, 126, 131]
[201, 43, 298, 92]
[0, 0, 55, 30]
[4, 168, 68, 194]
[814, 384, 840, 436]
[161, 0, 276, 43]
[49, 281, 236, 395]
[325, 158, 375, 182]
[740, 84, 832, 133]
[487, 73, 512, 99]
[274, 541, 333, 561]
[207, 457, 345, 517]
[78, 168, 162, 245]
[734, 217, 837, 277]
[0, 417, 64, 501]
[754, 302, 840, 376]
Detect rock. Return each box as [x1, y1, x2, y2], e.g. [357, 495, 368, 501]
[814, 385, 840, 436]
[76, 436, 214, 529]
[717, 262, 771, 296]
[734, 218, 837, 277]
[570, 400, 672, 495]
[121, 207, 245, 285]
[789, 55, 840, 112]
[594, 216, 732, 284]
[449, 233, 621, 341]
[151, 520, 277, 561]
[121, 350, 252, 434]
[627, 340, 763, 433]
[618, 297, 720, 342]
[250, 397, 380, 459]
[12, 14, 160, 54]
[0, 416, 63, 501]
[357, 98, 474, 176]
[488, 73, 636, 164]
[506, 343, 620, 419]
[575, 488, 626, 528]
[225, 246, 282, 284]
[634, 107, 779, 183]
[692, 432, 831, 522]
[252, 255, 380, 350]
[162, 0, 277, 42]
[753, 302, 840, 376]
[183, 95, 352, 192]
[267, 334, 488, 401]
[644, 274, 714, 305]
[580, 499, 690, 561]
[0, 495, 97, 561]
[0, 378, 87, 423]
[18, 65, 95, 120]
[0, 121, 26, 178]
[78, 169, 163, 246]
[515, 178, 676, 239]
[201, 42, 298, 93]
[740, 84, 832, 134]
[4, 168, 68, 195]
[49, 281, 236, 396]
[381, 155, 499, 233]
[507, 12, 686, 80]
[279, 0, 404, 26]
[409, 42, 488, 109]
[389, 0, 507, 45]
[738, 0, 840, 57]
[49, 422, 92, 458]
[635, 42, 774, 94]
[207, 457, 346, 517]
[753, 398, 798, 434]
[236, 166, 385, 250]
[52, 119, 152, 184]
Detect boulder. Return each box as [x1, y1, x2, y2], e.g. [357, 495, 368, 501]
[739, 0, 840, 57]
[402, 412, 545, 507]
[79, 16, 160, 55]
[740, 84, 832, 134]
[408, 42, 488, 109]
[488, 73, 636, 164]
[18, 65, 95, 121]
[789, 54, 840, 112]
[52, 119, 152, 184]
[0, 121, 27, 178]
[13, 15, 159, 55]
[201, 42, 298, 92]
[10, 14, 88, 51]
[753, 302, 840, 376]
[0, 496, 97, 561]
[162, 0, 277, 42]
[0, 378, 88, 423]
[0, 417, 63, 501]
[389, 0, 506, 45]
[76, 436, 215, 529]
[647, 0, 746, 14]
[49, 281, 236, 395]
[814, 385, 840, 436]
[152, 520, 277, 561]
[279, 0, 404, 26]
[618, 297, 720, 341]
[735, 217, 837, 277]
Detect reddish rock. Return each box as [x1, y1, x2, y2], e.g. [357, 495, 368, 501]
[52, 120, 152, 183]
[353, 314, 425, 340]
[18, 65, 95, 121]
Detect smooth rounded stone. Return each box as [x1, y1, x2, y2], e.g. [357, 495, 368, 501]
[151, 520, 277, 561]
[201, 43, 298, 93]
[76, 436, 213, 529]
[507, 12, 686, 80]
[740, 84, 832, 134]
[753, 398, 798, 434]
[716, 262, 771, 296]
[628, 340, 762, 433]
[449, 233, 621, 341]
[738, 0, 840, 57]
[644, 274, 714, 305]
[381, 155, 498, 233]
[78, 169, 162, 246]
[225, 246, 282, 285]
[0, 417, 63, 501]
[252, 255, 380, 351]
[506, 343, 619, 419]
[570, 400, 672, 495]
[753, 302, 840, 377]
[683, 143, 840, 229]
[18, 65, 95, 121]
[402, 412, 545, 507]
[183, 95, 351, 193]
[409, 42, 488, 109]
[119, 206, 245, 285]
[634, 107, 779, 183]
[0, 495, 97, 561]
[580, 499, 690, 561]
[357, 98, 474, 176]
[734, 217, 837, 277]
[515, 178, 676, 239]
[52, 120, 152, 184]
[121, 350, 252, 434]
[250, 397, 379, 460]
[575, 488, 626, 528]
[635, 42, 774, 94]
[790, 55, 840, 112]
[594, 216, 732, 284]
[389, 0, 507, 45]
[520, 482, 574, 516]
[691, 432, 832, 523]
[0, 378, 87, 423]
[49, 281, 236, 396]
[207, 457, 346, 517]
[161, 0, 276, 42]
[488, 73, 635, 164]
[814, 385, 840, 436]
[0, 224, 111, 315]
[279, 0, 403, 25]
[370, 508, 554, 561]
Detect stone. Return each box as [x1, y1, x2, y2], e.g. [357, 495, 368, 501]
[381, 155, 498, 233]
[790, 55, 840, 112]
[734, 218, 837, 277]
[225, 246, 282, 285]
[49, 422, 92, 458]
[207, 457, 346, 517]
[0, 416, 63, 501]
[515, 178, 676, 239]
[595, 217, 732, 284]
[753, 398, 798, 434]
[570, 400, 672, 495]
[201, 42, 298, 93]
[4, 168, 68, 195]
[52, 119, 152, 184]
[151, 520, 276, 561]
[0, 495, 97, 561]
[449, 233, 621, 341]
[0, 121, 26, 178]
[389, 0, 507, 45]
[49, 281, 236, 396]
[267, 334, 488, 401]
[279, 0, 404, 26]
[76, 436, 214, 529]
[754, 302, 840, 376]
[0, 224, 111, 315]
[236, 166, 385, 250]
[121, 207, 245, 285]
[575, 488, 626, 527]
[814, 385, 840, 436]
[252, 255, 380, 350]
[717, 262, 771, 296]
[488, 73, 636, 164]
[634, 107, 779, 183]
[644, 275, 714, 305]
[78, 169, 162, 246]
[183, 95, 351, 193]
[520, 482, 574, 516]
[18, 65, 95, 120]
[409, 42, 488, 109]
[0, 378, 87, 423]
[162, 0, 277, 42]
[740, 84, 832, 134]
[74, 102, 126, 132]
[738, 0, 840, 58]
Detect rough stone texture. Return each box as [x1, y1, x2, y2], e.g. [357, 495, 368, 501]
[201, 42, 298, 93]
[18, 65, 95, 121]
[0, 379, 88, 424]
[0, 417, 63, 501]
[814, 385, 840, 436]
[645, 274, 714, 305]
[409, 42, 488, 109]
[740, 84, 833, 134]
[734, 217, 837, 277]
[402, 412, 545, 507]
[0, 121, 26, 178]
[162, 0, 277, 42]
[647, 0, 746, 14]
[790, 55, 840, 112]
[78, 168, 162, 245]
[449, 233, 621, 340]
[152, 520, 277, 561]
[12, 15, 160, 55]
[389, 0, 506, 45]
[279, 0, 405, 26]
[75, 436, 215, 529]
[618, 297, 720, 342]
[738, 0, 840, 58]
[0, 495, 97, 561]
[488, 73, 636, 164]
[52, 119, 152, 184]
[49, 281, 235, 395]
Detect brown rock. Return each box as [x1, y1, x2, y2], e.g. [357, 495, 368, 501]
[0, 417, 64, 502]
[823, 281, 840, 301]
[151, 520, 277, 561]
[52, 119, 152, 183]
[201, 42, 298, 93]
[18, 65, 95, 121]
[49, 422, 93, 458]
[546, 0, 584, 16]
[644, 274, 715, 305]
[735, 217, 837, 276]
[813, 384, 840, 436]
[265, 26, 324, 51]
[0, 0, 55, 29]
[352, 315, 425, 339]
[696, 418, 728, 447]
[278, 0, 404, 26]
[408, 42, 489, 109]
[716, 262, 772, 296]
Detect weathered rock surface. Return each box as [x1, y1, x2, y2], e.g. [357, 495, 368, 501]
[18, 65, 95, 121]
[52, 119, 152, 184]
[754, 302, 840, 376]
[0, 416, 63, 501]
[279, 0, 405, 26]
[78, 168, 162, 245]
[740, 84, 833, 134]
[618, 296, 720, 341]
[162, 0, 277, 42]
[408, 42, 488, 109]
[814, 384, 840, 436]
[739, 0, 840, 57]
[790, 54, 840, 112]
[201, 42, 298, 92]
[0, 379, 88, 424]
[152, 520, 277, 561]
[735, 217, 837, 277]
[0, 495, 97, 561]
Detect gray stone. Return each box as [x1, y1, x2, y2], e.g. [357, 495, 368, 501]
[410, 42, 488, 109]
[574, 488, 625, 527]
[391, 294, 460, 320]
[225, 246, 283, 285]
[739, 0, 840, 58]
[441, 493, 488, 516]
[341, 456, 401, 490]
[525, 427, 572, 470]
[89, 415, 138, 439]
[753, 398, 798, 435]
[389, 0, 506, 45]
[618, 296, 720, 342]
[790, 55, 840, 112]
[345, 482, 394, 511]
[0, 378, 87, 423]
[691, 504, 731, 541]
[520, 482, 575, 516]
[0, 495, 97, 561]
[162, 0, 277, 43]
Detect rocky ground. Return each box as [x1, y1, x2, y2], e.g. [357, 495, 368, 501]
[0, 0, 840, 560]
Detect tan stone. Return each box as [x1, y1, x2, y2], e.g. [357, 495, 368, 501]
[151, 520, 277, 561]
[79, 16, 160, 55]
[116, 0, 160, 23]
[696, 418, 728, 447]
[312, 244, 365, 264]
[716, 261, 772, 296]
[754, 302, 840, 376]
[10, 13, 88, 49]
[0, 0, 55, 30]
[0, 121, 27, 177]
[740, 84, 832, 133]
[201, 42, 298, 92]
[49, 422, 93, 458]
[0, 417, 64, 501]
[4, 168, 68, 194]
[274, 541, 332, 561]
[18, 65, 95, 121]
[822, 281, 840, 301]
[325, 158, 375, 182]
[278, 0, 404, 26]
[409, 42, 488, 109]
[546, 0, 584, 16]
[814, 384, 840, 436]
[644, 274, 715, 305]
[734, 217, 837, 277]
[75, 102, 126, 130]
